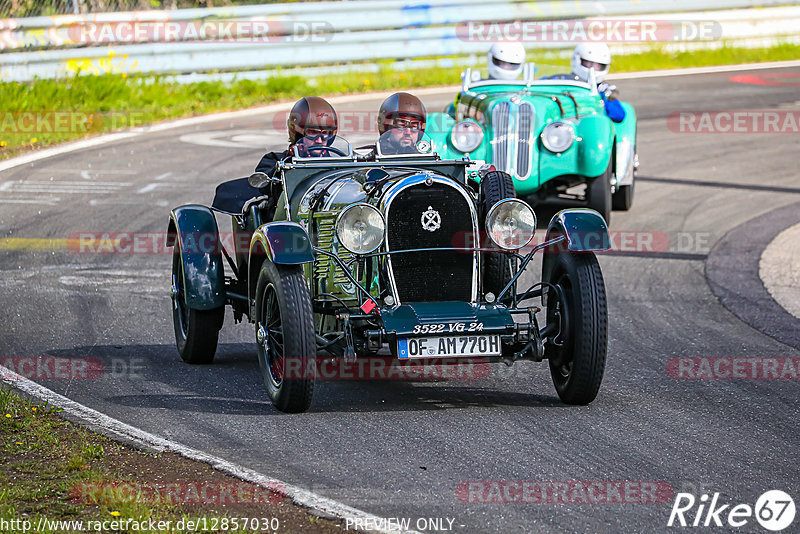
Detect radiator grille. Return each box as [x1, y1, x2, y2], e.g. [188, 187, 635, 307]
[492, 102, 510, 172]
[386, 182, 475, 302]
[516, 102, 533, 178]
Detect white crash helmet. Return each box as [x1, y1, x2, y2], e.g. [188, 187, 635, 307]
[571, 42, 611, 83]
[487, 42, 525, 80]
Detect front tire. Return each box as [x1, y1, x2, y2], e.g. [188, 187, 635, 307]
[480, 171, 516, 295]
[255, 261, 315, 413]
[544, 251, 607, 405]
[612, 182, 634, 211]
[171, 246, 224, 364]
[587, 158, 612, 224]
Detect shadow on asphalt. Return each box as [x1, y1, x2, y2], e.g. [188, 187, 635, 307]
[43, 344, 567, 414]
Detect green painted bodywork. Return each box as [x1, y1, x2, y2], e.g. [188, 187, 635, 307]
[166, 204, 226, 310]
[379, 301, 516, 338]
[250, 222, 314, 265]
[427, 81, 637, 196]
[546, 208, 611, 252]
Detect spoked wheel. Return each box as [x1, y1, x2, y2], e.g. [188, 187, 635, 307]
[255, 260, 315, 413]
[480, 170, 516, 295]
[587, 158, 612, 224]
[544, 251, 607, 405]
[171, 245, 224, 364]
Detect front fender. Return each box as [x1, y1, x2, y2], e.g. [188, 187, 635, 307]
[542, 209, 610, 305]
[573, 114, 614, 178]
[249, 221, 314, 266]
[614, 103, 637, 186]
[166, 204, 225, 310]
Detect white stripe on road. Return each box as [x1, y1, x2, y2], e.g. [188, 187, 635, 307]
[0, 365, 419, 534]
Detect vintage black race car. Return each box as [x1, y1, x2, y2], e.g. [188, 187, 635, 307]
[166, 133, 611, 413]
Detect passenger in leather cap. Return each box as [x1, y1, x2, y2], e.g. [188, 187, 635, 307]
[255, 96, 339, 175]
[376, 92, 427, 155]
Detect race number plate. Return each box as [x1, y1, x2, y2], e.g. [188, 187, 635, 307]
[397, 335, 501, 359]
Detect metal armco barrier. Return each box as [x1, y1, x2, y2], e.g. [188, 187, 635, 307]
[1, 0, 798, 82]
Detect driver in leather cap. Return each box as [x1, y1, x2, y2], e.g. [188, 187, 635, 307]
[255, 96, 339, 176]
[376, 92, 427, 155]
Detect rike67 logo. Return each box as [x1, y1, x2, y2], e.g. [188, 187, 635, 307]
[668, 490, 795, 531]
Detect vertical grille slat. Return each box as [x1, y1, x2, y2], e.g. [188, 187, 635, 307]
[492, 102, 510, 172]
[516, 103, 533, 178]
[386, 182, 474, 303]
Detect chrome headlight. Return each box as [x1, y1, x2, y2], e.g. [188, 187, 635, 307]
[541, 122, 575, 153]
[336, 203, 385, 254]
[450, 120, 484, 153]
[486, 199, 536, 250]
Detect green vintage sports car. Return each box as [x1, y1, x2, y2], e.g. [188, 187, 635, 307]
[166, 133, 611, 413]
[427, 67, 637, 223]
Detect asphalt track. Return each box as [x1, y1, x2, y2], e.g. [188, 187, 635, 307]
[2, 66, 800, 533]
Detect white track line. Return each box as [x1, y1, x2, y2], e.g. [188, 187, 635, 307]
[0, 364, 420, 534]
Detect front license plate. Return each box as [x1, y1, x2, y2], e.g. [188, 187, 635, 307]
[397, 335, 501, 359]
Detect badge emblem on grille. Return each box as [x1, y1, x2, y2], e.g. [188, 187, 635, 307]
[421, 206, 441, 232]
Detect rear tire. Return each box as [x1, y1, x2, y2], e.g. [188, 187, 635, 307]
[255, 261, 315, 413]
[171, 246, 224, 364]
[480, 171, 516, 295]
[612, 182, 634, 211]
[587, 159, 612, 224]
[544, 251, 607, 405]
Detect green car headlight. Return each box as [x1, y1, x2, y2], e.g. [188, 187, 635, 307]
[541, 121, 575, 153]
[451, 120, 484, 153]
[336, 203, 385, 254]
[486, 199, 536, 250]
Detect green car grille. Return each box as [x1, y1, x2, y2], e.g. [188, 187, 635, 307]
[491, 101, 535, 180]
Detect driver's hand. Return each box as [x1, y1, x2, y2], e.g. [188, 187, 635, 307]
[602, 84, 619, 101]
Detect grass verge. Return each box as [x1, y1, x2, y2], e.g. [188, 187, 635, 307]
[0, 41, 798, 160]
[0, 384, 347, 533]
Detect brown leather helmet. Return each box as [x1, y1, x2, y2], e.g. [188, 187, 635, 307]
[287, 96, 338, 144]
[377, 92, 427, 135]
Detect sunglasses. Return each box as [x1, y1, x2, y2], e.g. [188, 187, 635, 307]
[304, 127, 334, 138]
[391, 118, 422, 130]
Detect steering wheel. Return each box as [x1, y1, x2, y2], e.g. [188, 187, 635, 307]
[305, 145, 347, 157]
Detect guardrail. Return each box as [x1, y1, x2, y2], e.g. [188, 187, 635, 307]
[1, 0, 799, 82]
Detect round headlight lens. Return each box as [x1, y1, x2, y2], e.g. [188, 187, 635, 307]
[541, 122, 575, 153]
[486, 199, 536, 250]
[451, 120, 484, 153]
[336, 203, 385, 254]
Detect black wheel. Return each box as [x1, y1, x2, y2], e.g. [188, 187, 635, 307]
[255, 261, 315, 413]
[171, 246, 224, 364]
[612, 148, 637, 211]
[612, 182, 634, 211]
[587, 158, 612, 224]
[544, 251, 607, 405]
[480, 170, 516, 295]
